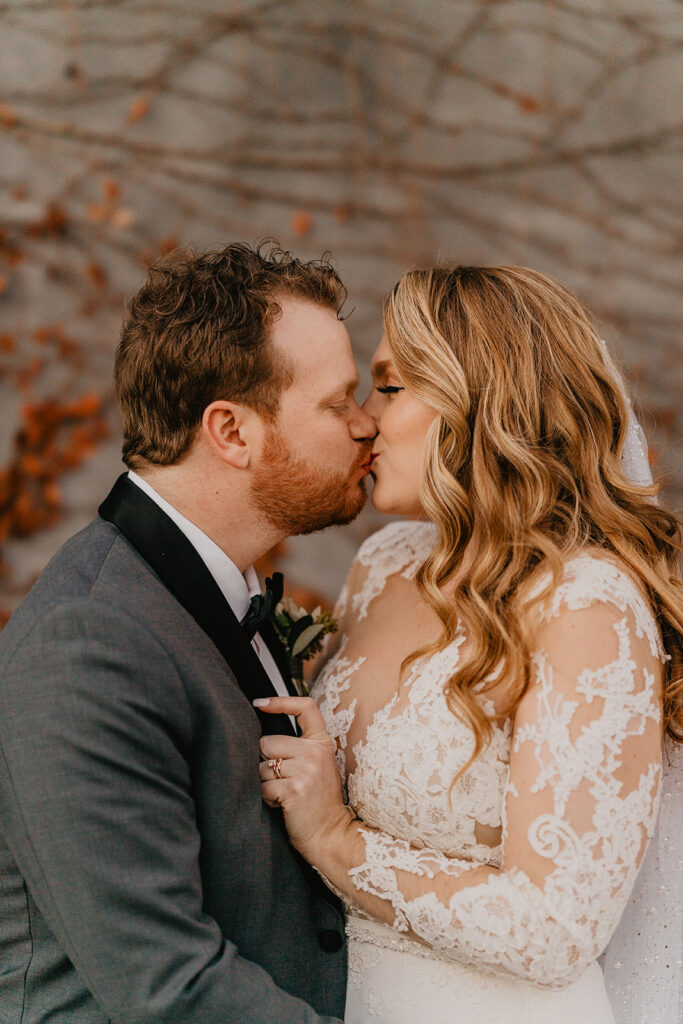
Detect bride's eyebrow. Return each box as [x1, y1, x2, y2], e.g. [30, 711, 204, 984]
[371, 359, 393, 380]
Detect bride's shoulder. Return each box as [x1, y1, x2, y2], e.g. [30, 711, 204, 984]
[530, 548, 647, 611]
[336, 520, 437, 623]
[354, 519, 437, 567]
[525, 547, 665, 660]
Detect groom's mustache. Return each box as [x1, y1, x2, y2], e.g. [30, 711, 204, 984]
[356, 441, 376, 471]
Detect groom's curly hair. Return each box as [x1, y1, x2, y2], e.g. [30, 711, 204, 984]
[115, 241, 346, 468]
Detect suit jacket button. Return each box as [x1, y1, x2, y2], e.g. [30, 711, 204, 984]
[318, 929, 344, 952]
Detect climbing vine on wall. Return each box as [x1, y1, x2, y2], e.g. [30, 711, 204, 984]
[1, 0, 681, 619]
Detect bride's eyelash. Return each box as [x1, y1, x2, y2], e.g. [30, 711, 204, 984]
[376, 385, 404, 394]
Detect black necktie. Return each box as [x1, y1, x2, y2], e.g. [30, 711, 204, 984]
[241, 572, 284, 641]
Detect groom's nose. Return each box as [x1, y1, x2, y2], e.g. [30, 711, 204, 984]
[349, 401, 377, 442]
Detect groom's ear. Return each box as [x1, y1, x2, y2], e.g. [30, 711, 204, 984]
[201, 400, 259, 470]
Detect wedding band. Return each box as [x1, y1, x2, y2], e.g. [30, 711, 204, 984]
[267, 757, 283, 780]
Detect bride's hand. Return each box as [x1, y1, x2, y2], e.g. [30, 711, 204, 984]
[254, 696, 353, 864]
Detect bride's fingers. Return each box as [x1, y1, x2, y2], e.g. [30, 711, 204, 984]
[253, 696, 328, 739]
[259, 758, 289, 781]
[259, 734, 301, 761]
[261, 779, 290, 806]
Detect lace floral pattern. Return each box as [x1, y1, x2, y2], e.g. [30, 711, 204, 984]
[350, 520, 437, 621]
[348, 640, 509, 864]
[314, 635, 366, 779]
[313, 523, 665, 993]
[533, 556, 666, 662]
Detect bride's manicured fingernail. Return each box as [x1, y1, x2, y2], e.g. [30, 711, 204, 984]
[253, 698, 271, 707]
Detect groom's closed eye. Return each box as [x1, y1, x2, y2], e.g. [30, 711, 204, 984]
[319, 379, 360, 410]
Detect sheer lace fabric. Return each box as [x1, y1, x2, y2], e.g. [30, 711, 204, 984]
[312, 522, 665, 992]
[599, 737, 682, 1023]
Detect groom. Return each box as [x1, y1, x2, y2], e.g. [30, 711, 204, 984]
[0, 244, 376, 1023]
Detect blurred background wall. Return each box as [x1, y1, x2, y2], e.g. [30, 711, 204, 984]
[1, 0, 681, 619]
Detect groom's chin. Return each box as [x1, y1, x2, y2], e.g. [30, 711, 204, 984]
[338, 479, 368, 524]
[300, 478, 368, 535]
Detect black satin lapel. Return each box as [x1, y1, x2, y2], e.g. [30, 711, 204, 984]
[98, 475, 296, 737]
[258, 621, 296, 695]
[258, 621, 302, 736]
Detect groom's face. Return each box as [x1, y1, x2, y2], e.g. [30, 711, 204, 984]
[250, 296, 376, 534]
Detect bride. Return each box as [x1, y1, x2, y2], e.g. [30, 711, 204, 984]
[255, 265, 683, 1023]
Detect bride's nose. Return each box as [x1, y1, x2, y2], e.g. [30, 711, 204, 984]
[361, 387, 382, 424]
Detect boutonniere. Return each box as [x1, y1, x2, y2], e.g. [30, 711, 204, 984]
[273, 596, 338, 696]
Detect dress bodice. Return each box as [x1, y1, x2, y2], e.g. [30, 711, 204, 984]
[314, 521, 509, 868]
[311, 521, 666, 990]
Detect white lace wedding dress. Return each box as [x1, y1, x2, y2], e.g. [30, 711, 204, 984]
[311, 521, 668, 1024]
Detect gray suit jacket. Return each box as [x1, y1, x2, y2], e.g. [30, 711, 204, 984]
[0, 475, 346, 1023]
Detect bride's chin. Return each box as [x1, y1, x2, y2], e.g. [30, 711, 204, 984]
[369, 482, 387, 514]
[370, 484, 399, 516]
[369, 472, 419, 516]
[370, 479, 426, 517]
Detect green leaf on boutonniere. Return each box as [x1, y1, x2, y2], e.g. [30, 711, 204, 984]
[274, 610, 294, 633]
[272, 596, 338, 674]
[291, 622, 325, 657]
[287, 614, 314, 650]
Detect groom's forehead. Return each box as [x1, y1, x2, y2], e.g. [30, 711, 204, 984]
[279, 332, 360, 403]
[271, 298, 355, 366]
[290, 349, 359, 397]
[271, 294, 342, 338]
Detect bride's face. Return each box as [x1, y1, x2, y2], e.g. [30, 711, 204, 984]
[363, 335, 438, 517]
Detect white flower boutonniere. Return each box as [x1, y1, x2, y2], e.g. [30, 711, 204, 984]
[273, 596, 338, 696]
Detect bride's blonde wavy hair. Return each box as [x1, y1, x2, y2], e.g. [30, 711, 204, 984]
[384, 265, 683, 758]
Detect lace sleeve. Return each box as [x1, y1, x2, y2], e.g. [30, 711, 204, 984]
[346, 564, 666, 988]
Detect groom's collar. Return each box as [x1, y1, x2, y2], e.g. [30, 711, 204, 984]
[98, 473, 296, 737]
[127, 470, 260, 622]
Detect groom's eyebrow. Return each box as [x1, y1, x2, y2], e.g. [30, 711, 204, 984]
[319, 378, 360, 406]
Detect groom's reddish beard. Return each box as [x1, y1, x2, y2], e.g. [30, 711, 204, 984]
[251, 426, 372, 535]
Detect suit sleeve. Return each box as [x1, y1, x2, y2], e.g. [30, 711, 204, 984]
[0, 599, 340, 1024]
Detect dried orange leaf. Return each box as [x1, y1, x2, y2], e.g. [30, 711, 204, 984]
[86, 202, 108, 223]
[111, 207, 135, 228]
[0, 103, 19, 128]
[127, 96, 151, 123]
[159, 235, 178, 255]
[518, 95, 543, 113]
[291, 211, 312, 237]
[101, 178, 120, 202]
[86, 262, 108, 287]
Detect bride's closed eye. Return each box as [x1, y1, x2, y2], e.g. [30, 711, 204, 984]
[375, 385, 404, 395]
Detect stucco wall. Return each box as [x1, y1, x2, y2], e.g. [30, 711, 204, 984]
[1, 0, 681, 612]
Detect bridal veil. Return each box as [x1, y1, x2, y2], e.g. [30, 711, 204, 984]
[598, 341, 682, 1024]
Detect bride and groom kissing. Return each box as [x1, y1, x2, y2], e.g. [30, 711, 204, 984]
[0, 243, 680, 1024]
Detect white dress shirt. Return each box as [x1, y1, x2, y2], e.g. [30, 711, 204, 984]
[128, 472, 294, 723]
